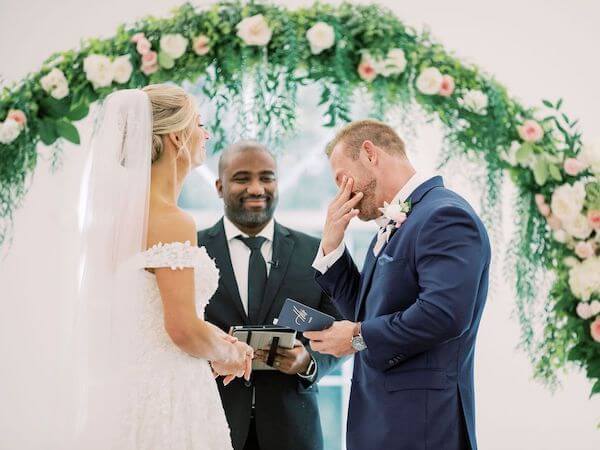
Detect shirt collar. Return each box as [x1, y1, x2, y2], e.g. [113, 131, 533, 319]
[391, 172, 429, 205]
[375, 172, 430, 227]
[223, 216, 275, 242]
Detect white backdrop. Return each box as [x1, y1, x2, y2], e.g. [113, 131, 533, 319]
[1, 1, 599, 449]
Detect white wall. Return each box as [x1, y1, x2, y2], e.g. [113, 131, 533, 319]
[1, 1, 599, 449]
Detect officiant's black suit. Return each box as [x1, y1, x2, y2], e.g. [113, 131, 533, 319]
[198, 219, 342, 450]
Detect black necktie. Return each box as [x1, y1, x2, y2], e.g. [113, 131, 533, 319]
[236, 236, 268, 324]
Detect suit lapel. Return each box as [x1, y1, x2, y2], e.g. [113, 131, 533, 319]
[256, 222, 294, 325]
[354, 236, 378, 321]
[205, 220, 249, 324]
[354, 176, 445, 321]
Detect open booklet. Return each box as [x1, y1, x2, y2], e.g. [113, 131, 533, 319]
[230, 325, 296, 371]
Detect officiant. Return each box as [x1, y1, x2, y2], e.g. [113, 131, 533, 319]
[198, 140, 343, 450]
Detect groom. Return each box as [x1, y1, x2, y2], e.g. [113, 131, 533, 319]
[305, 120, 491, 450]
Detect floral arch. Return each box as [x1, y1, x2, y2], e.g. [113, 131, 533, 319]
[0, 1, 598, 397]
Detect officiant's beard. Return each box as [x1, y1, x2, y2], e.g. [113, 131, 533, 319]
[225, 196, 278, 228]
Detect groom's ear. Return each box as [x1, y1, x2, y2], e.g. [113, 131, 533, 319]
[362, 140, 378, 165]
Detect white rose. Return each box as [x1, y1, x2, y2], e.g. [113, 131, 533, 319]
[563, 214, 593, 240]
[460, 89, 488, 115]
[379, 48, 407, 77]
[590, 300, 600, 316]
[236, 14, 272, 46]
[52, 82, 70, 100]
[160, 34, 188, 59]
[563, 256, 579, 267]
[83, 54, 114, 88]
[40, 68, 69, 99]
[568, 257, 600, 301]
[550, 182, 586, 224]
[576, 302, 593, 320]
[553, 229, 568, 243]
[0, 119, 21, 144]
[578, 139, 600, 174]
[112, 55, 133, 84]
[306, 22, 335, 55]
[416, 67, 443, 95]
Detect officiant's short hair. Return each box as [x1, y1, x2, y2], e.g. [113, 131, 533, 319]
[325, 119, 406, 160]
[218, 140, 276, 177]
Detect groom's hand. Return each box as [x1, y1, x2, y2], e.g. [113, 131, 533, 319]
[305, 320, 358, 358]
[322, 176, 363, 255]
[254, 339, 311, 375]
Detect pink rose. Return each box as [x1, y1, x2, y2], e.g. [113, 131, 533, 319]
[563, 158, 586, 176]
[141, 63, 158, 76]
[547, 214, 562, 230]
[576, 302, 593, 320]
[7, 109, 26, 128]
[131, 32, 145, 43]
[518, 120, 544, 143]
[141, 51, 158, 66]
[591, 317, 600, 343]
[537, 203, 551, 217]
[357, 61, 376, 82]
[193, 35, 210, 56]
[587, 210, 600, 229]
[438, 75, 455, 97]
[136, 38, 152, 55]
[575, 241, 594, 259]
[535, 194, 546, 208]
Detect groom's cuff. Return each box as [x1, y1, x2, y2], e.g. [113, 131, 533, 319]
[312, 241, 345, 274]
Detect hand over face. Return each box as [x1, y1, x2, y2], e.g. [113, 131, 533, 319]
[322, 176, 363, 255]
[304, 320, 358, 358]
[254, 339, 311, 375]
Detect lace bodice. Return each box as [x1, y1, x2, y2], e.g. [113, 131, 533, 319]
[127, 241, 220, 356]
[138, 240, 219, 310]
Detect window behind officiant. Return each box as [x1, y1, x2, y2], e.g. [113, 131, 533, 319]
[197, 141, 344, 450]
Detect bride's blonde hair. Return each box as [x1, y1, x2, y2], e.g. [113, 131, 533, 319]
[142, 84, 197, 163]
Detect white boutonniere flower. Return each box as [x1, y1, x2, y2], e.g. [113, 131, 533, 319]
[379, 199, 411, 228]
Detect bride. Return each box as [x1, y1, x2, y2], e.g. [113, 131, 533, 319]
[73, 84, 252, 449]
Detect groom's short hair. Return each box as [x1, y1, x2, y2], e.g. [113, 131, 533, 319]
[325, 119, 406, 160]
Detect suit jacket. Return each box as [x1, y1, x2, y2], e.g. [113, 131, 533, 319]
[198, 219, 343, 450]
[315, 176, 490, 450]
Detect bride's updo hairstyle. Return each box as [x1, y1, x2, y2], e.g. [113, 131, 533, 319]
[142, 84, 196, 163]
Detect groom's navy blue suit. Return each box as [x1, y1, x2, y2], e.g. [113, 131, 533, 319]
[315, 176, 490, 450]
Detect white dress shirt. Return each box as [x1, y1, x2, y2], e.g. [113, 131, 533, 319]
[223, 216, 275, 314]
[312, 172, 431, 274]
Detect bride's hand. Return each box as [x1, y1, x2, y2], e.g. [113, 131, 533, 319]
[211, 341, 253, 385]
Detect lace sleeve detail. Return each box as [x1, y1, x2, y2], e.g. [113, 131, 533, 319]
[143, 241, 202, 270]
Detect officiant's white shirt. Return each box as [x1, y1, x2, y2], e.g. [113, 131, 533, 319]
[223, 216, 274, 314]
[312, 172, 430, 273]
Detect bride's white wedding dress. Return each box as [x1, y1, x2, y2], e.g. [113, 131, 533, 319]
[109, 240, 233, 449]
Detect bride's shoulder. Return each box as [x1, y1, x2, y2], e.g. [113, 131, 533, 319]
[146, 207, 197, 250]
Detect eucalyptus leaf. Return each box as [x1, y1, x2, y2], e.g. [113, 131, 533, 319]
[56, 120, 80, 144]
[533, 157, 549, 186]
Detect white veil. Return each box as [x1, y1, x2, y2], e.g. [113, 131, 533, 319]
[71, 88, 153, 448]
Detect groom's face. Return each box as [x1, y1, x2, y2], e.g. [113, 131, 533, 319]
[217, 149, 279, 228]
[330, 143, 380, 221]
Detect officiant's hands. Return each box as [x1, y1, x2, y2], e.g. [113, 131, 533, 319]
[322, 176, 363, 255]
[254, 339, 311, 375]
[305, 320, 358, 358]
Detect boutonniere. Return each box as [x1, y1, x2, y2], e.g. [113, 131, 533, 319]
[379, 199, 412, 228]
